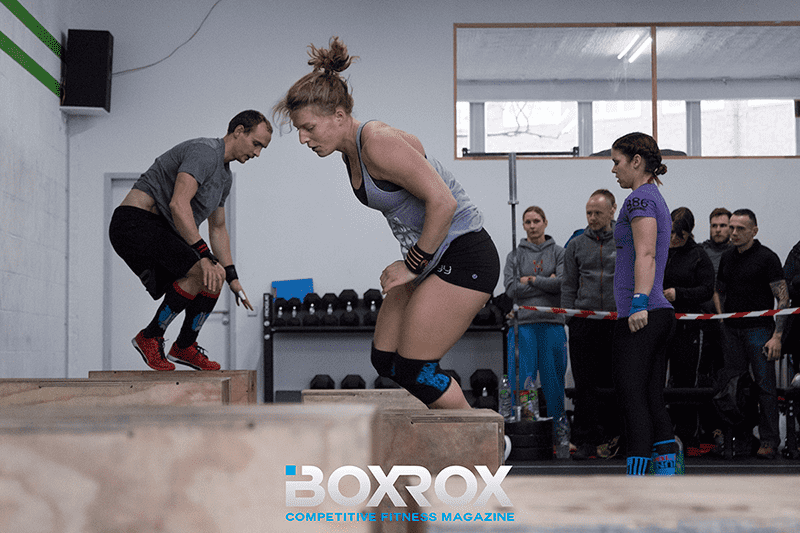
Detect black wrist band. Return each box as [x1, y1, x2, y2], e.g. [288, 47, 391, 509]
[225, 265, 238, 284]
[404, 243, 434, 275]
[191, 238, 218, 264]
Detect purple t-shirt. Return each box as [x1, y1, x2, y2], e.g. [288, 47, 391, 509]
[613, 183, 673, 317]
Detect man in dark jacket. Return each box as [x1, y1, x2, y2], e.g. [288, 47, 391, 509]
[561, 189, 619, 459]
[697, 208, 734, 440]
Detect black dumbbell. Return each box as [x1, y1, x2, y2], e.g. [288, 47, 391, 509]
[473, 386, 499, 410]
[286, 297, 302, 326]
[341, 374, 366, 389]
[320, 293, 339, 326]
[338, 289, 359, 309]
[470, 369, 499, 396]
[273, 297, 288, 327]
[338, 289, 360, 327]
[302, 293, 322, 326]
[309, 374, 335, 389]
[363, 288, 382, 326]
[374, 376, 400, 389]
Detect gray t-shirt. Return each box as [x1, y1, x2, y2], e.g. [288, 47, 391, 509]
[132, 137, 231, 231]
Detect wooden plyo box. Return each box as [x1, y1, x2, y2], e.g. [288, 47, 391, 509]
[0, 404, 377, 533]
[374, 409, 504, 473]
[302, 388, 427, 410]
[371, 409, 504, 533]
[423, 475, 800, 532]
[0, 378, 231, 407]
[301, 390, 504, 533]
[89, 370, 257, 404]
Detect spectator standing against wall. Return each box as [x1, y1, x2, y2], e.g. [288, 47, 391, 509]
[662, 207, 715, 449]
[561, 189, 620, 460]
[699, 208, 733, 382]
[782, 240, 800, 389]
[713, 209, 789, 459]
[504, 206, 567, 426]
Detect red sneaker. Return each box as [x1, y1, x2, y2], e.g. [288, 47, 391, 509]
[168, 342, 221, 371]
[132, 331, 175, 371]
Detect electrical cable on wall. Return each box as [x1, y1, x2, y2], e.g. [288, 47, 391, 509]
[113, 0, 222, 77]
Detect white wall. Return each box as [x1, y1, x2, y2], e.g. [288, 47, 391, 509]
[6, 0, 799, 385]
[0, 0, 69, 377]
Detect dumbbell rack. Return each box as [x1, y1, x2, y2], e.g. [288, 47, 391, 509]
[261, 293, 507, 402]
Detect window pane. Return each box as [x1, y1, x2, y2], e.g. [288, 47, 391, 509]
[457, 25, 651, 157]
[483, 101, 578, 154]
[701, 99, 796, 156]
[657, 100, 687, 154]
[656, 25, 800, 156]
[456, 101, 470, 157]
[592, 101, 653, 154]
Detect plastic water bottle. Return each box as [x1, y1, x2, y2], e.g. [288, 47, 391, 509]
[522, 375, 539, 420]
[555, 414, 570, 459]
[499, 374, 513, 422]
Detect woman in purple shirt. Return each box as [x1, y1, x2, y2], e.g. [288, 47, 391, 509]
[610, 132, 677, 475]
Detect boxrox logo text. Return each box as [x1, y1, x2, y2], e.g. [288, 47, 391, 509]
[285, 465, 513, 507]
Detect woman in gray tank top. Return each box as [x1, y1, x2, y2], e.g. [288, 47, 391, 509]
[273, 37, 500, 410]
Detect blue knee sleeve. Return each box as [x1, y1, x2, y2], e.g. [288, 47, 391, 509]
[371, 344, 396, 378]
[393, 353, 451, 405]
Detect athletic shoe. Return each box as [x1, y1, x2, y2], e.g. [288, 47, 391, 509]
[597, 435, 621, 459]
[168, 342, 221, 370]
[756, 445, 777, 460]
[132, 331, 175, 371]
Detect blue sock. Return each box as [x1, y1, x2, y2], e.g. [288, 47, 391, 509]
[652, 439, 677, 476]
[626, 456, 651, 476]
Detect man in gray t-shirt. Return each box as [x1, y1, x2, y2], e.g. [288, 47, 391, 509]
[109, 110, 272, 371]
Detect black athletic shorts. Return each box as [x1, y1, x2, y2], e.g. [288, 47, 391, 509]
[109, 206, 200, 300]
[431, 228, 500, 294]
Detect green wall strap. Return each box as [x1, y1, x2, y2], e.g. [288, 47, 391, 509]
[0, 0, 62, 57]
[0, 29, 61, 97]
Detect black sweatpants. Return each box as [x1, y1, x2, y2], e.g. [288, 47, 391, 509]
[569, 318, 620, 446]
[612, 308, 676, 458]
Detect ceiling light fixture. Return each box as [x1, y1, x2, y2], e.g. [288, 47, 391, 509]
[617, 34, 641, 60]
[628, 36, 652, 63]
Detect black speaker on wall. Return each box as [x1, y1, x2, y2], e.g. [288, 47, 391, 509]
[61, 29, 113, 114]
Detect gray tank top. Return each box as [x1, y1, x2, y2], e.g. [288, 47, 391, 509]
[352, 121, 484, 282]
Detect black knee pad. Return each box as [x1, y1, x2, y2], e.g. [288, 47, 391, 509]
[371, 344, 396, 378]
[392, 353, 452, 405]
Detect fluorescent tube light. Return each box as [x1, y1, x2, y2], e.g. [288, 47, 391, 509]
[628, 36, 652, 63]
[617, 34, 641, 60]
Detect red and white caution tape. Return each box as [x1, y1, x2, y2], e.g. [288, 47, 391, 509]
[516, 305, 800, 321]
